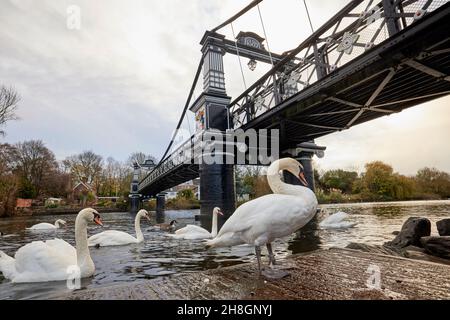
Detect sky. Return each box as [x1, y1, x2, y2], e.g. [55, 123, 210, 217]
[1, 0, 449, 175]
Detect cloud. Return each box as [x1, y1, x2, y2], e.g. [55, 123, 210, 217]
[1, 0, 449, 175]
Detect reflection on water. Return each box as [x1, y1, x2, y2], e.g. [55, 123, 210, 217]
[0, 200, 449, 299]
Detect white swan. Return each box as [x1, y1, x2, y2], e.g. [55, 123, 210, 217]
[206, 158, 318, 277]
[170, 207, 223, 240]
[88, 209, 150, 247]
[319, 211, 357, 229]
[27, 219, 67, 230]
[0, 208, 103, 283]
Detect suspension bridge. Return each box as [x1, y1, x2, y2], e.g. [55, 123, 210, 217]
[129, 0, 450, 227]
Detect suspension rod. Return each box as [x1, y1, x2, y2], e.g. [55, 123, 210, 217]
[211, 0, 264, 32]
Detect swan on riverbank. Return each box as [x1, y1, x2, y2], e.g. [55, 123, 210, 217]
[206, 158, 318, 278]
[169, 207, 223, 240]
[27, 219, 67, 230]
[0, 208, 103, 283]
[319, 211, 357, 229]
[88, 209, 150, 247]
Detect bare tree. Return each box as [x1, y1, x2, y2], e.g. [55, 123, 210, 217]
[127, 152, 157, 167]
[13, 140, 57, 197]
[63, 151, 103, 187]
[0, 86, 20, 136]
[0, 143, 19, 216]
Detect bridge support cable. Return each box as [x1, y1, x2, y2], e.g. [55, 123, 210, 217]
[302, 0, 315, 33]
[256, 4, 274, 66]
[230, 22, 248, 90]
[151, 54, 205, 173]
[211, 0, 264, 33]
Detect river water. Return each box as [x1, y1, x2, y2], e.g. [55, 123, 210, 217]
[0, 200, 449, 299]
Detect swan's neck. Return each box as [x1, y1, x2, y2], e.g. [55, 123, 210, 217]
[135, 214, 144, 242]
[266, 163, 312, 196]
[211, 211, 218, 237]
[74, 216, 93, 272]
[266, 171, 285, 194]
[54, 221, 60, 228]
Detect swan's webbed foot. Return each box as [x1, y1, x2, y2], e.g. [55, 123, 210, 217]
[260, 243, 290, 279]
[261, 268, 290, 280]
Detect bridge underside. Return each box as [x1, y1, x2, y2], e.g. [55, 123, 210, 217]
[242, 4, 450, 148]
[139, 3, 450, 197]
[140, 163, 199, 197]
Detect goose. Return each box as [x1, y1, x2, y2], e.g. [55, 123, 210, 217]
[88, 209, 150, 247]
[319, 211, 357, 229]
[170, 207, 223, 240]
[27, 219, 67, 230]
[0, 231, 14, 239]
[0, 208, 103, 283]
[154, 220, 178, 232]
[206, 158, 318, 278]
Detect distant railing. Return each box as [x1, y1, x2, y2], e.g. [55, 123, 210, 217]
[228, 0, 449, 128]
[138, 133, 198, 192]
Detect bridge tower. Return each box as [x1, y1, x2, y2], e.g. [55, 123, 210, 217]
[190, 32, 236, 229]
[129, 163, 141, 214]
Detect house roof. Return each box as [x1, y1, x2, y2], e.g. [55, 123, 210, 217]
[72, 181, 93, 191]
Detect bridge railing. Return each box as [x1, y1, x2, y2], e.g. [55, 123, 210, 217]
[228, 0, 449, 128]
[138, 133, 199, 193]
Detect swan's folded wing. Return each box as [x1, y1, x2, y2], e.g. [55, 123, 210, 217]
[13, 241, 77, 281]
[175, 225, 210, 235]
[27, 223, 55, 230]
[215, 193, 316, 241]
[88, 230, 137, 246]
[215, 194, 277, 237]
[44, 238, 76, 257]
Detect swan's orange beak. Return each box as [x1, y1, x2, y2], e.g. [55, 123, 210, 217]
[298, 172, 308, 186]
[218, 209, 224, 216]
[94, 216, 103, 226]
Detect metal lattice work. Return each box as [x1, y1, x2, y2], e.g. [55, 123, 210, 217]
[228, 0, 450, 128]
[138, 0, 450, 196]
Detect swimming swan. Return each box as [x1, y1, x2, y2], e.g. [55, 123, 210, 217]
[88, 209, 150, 247]
[319, 211, 357, 229]
[27, 219, 67, 230]
[0, 208, 103, 283]
[170, 207, 223, 240]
